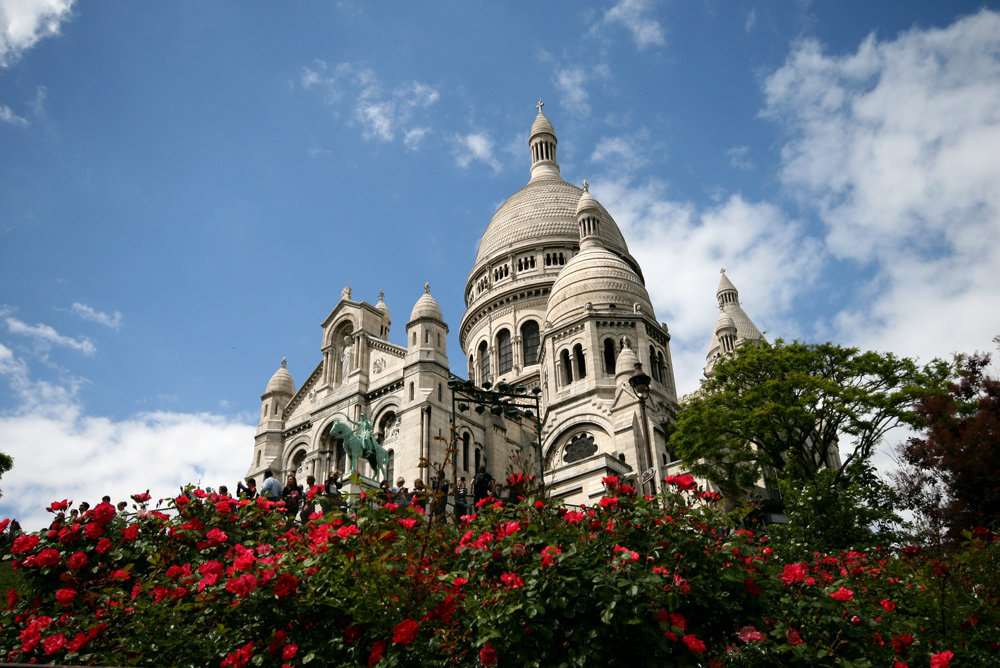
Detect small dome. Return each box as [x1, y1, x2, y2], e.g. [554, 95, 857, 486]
[576, 181, 600, 217]
[265, 358, 295, 396]
[530, 109, 555, 139]
[375, 289, 390, 317]
[545, 245, 654, 328]
[715, 310, 736, 333]
[409, 283, 444, 322]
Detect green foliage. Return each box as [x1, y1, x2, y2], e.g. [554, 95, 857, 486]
[768, 461, 908, 561]
[669, 340, 949, 495]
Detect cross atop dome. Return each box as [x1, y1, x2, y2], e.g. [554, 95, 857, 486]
[536, 99, 544, 113]
[582, 179, 589, 192]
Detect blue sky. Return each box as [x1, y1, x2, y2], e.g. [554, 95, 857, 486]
[2, 1, 999, 528]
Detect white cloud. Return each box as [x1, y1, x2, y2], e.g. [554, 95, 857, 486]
[726, 145, 754, 170]
[0, 103, 27, 126]
[591, 177, 820, 396]
[745, 9, 756, 33]
[762, 8, 1000, 360]
[300, 60, 440, 145]
[601, 0, 666, 50]
[453, 132, 501, 172]
[555, 67, 591, 117]
[0, 0, 75, 67]
[71, 302, 122, 330]
[590, 132, 652, 173]
[6, 316, 95, 355]
[0, 343, 253, 530]
[403, 127, 429, 151]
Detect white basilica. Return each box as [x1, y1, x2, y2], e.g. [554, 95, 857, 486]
[247, 105, 763, 505]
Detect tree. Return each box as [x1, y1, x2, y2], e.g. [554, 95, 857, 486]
[667, 340, 947, 553]
[893, 350, 1000, 542]
[0, 451, 10, 500]
[669, 340, 948, 496]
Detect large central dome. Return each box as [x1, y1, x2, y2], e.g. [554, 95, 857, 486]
[470, 106, 633, 272]
[474, 177, 630, 266]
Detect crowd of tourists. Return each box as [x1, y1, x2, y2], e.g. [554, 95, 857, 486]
[232, 465, 506, 525]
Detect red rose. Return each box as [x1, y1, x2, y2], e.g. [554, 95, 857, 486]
[68, 551, 88, 570]
[282, 644, 298, 661]
[55, 588, 77, 606]
[786, 628, 803, 645]
[43, 633, 67, 655]
[781, 563, 808, 584]
[11, 534, 39, 554]
[367, 639, 386, 666]
[84, 522, 104, 539]
[96, 538, 112, 554]
[206, 528, 228, 543]
[225, 573, 258, 598]
[392, 618, 419, 645]
[880, 599, 895, 611]
[35, 548, 61, 567]
[930, 651, 954, 668]
[273, 573, 299, 598]
[46, 499, 70, 512]
[479, 641, 498, 666]
[744, 577, 761, 595]
[682, 634, 706, 653]
[123, 524, 139, 541]
[829, 587, 854, 601]
[500, 573, 525, 588]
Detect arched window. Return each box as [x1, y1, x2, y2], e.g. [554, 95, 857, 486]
[478, 341, 489, 383]
[564, 433, 597, 463]
[256, 450, 261, 466]
[649, 346, 661, 383]
[603, 338, 616, 374]
[409, 383, 415, 401]
[574, 344, 586, 379]
[521, 321, 540, 366]
[474, 447, 482, 473]
[462, 433, 470, 471]
[425, 330, 429, 343]
[411, 332, 416, 345]
[560, 349, 573, 385]
[496, 329, 512, 375]
[438, 384, 443, 401]
[657, 351, 666, 388]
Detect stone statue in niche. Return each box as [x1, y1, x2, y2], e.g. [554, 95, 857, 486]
[372, 357, 385, 375]
[341, 286, 352, 301]
[341, 336, 354, 382]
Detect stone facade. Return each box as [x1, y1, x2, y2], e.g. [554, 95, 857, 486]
[246, 105, 761, 505]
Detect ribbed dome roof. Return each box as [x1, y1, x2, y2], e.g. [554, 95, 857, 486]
[545, 245, 653, 328]
[266, 359, 295, 395]
[715, 309, 736, 333]
[530, 110, 555, 138]
[409, 283, 444, 322]
[474, 178, 630, 267]
[576, 183, 600, 217]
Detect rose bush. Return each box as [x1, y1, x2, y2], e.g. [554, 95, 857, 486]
[1, 481, 997, 666]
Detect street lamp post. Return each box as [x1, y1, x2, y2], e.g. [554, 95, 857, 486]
[628, 362, 655, 495]
[447, 377, 546, 497]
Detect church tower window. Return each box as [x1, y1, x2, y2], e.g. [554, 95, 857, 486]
[521, 321, 540, 366]
[496, 329, 512, 374]
[603, 338, 616, 374]
[478, 341, 489, 383]
[462, 433, 470, 471]
[574, 344, 586, 379]
[560, 349, 573, 385]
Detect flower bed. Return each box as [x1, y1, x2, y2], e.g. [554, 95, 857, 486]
[1, 478, 997, 666]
